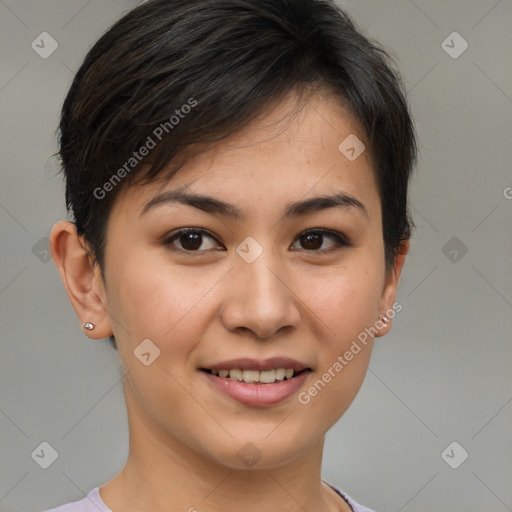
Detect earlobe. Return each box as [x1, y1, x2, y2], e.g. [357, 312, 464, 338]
[49, 220, 113, 340]
[375, 239, 410, 338]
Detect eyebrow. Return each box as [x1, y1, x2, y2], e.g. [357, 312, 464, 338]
[140, 185, 369, 221]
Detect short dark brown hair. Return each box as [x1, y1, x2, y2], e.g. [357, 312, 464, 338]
[57, 0, 417, 349]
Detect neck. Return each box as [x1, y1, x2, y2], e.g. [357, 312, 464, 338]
[99, 382, 348, 512]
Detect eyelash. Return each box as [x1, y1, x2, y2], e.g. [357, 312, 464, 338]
[163, 227, 353, 255]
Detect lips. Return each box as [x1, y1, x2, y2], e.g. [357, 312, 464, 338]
[199, 357, 311, 372]
[200, 365, 312, 406]
[198, 356, 312, 405]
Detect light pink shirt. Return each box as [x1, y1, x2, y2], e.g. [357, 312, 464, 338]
[40, 481, 376, 512]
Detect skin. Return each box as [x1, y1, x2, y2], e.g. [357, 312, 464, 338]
[50, 90, 408, 512]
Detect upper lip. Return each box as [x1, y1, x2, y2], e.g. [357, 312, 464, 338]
[200, 357, 311, 372]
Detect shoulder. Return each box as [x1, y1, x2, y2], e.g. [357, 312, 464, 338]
[323, 480, 377, 512]
[38, 487, 111, 512]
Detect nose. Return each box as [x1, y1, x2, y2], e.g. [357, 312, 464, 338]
[220, 249, 301, 340]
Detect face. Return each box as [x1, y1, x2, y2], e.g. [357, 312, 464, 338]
[69, 91, 406, 470]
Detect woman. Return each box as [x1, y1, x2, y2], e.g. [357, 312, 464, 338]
[45, 0, 417, 510]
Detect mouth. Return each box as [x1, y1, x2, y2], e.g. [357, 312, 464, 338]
[198, 357, 313, 406]
[199, 363, 312, 406]
[199, 367, 311, 384]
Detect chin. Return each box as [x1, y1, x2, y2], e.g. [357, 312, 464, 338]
[201, 432, 316, 471]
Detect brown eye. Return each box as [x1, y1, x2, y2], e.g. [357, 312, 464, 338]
[164, 228, 222, 253]
[300, 233, 323, 250]
[178, 232, 202, 251]
[291, 229, 352, 253]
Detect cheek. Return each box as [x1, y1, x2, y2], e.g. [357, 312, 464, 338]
[297, 273, 379, 426]
[305, 262, 383, 345]
[110, 249, 228, 349]
[297, 258, 383, 412]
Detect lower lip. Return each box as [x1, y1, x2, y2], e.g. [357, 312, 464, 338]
[200, 370, 311, 407]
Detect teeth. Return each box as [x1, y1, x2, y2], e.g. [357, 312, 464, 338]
[275, 368, 286, 380]
[207, 368, 299, 383]
[259, 370, 276, 383]
[229, 369, 243, 381]
[243, 369, 260, 382]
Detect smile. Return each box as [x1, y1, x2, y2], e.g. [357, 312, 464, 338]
[199, 364, 312, 406]
[201, 368, 307, 383]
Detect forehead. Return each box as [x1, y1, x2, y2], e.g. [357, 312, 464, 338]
[112, 91, 379, 224]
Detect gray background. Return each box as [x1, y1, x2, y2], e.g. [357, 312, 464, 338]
[1, 1, 511, 511]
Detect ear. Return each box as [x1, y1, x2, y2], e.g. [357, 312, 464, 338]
[374, 239, 409, 338]
[49, 220, 113, 340]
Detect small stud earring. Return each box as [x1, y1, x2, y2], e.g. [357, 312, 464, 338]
[84, 322, 95, 330]
[380, 315, 389, 324]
